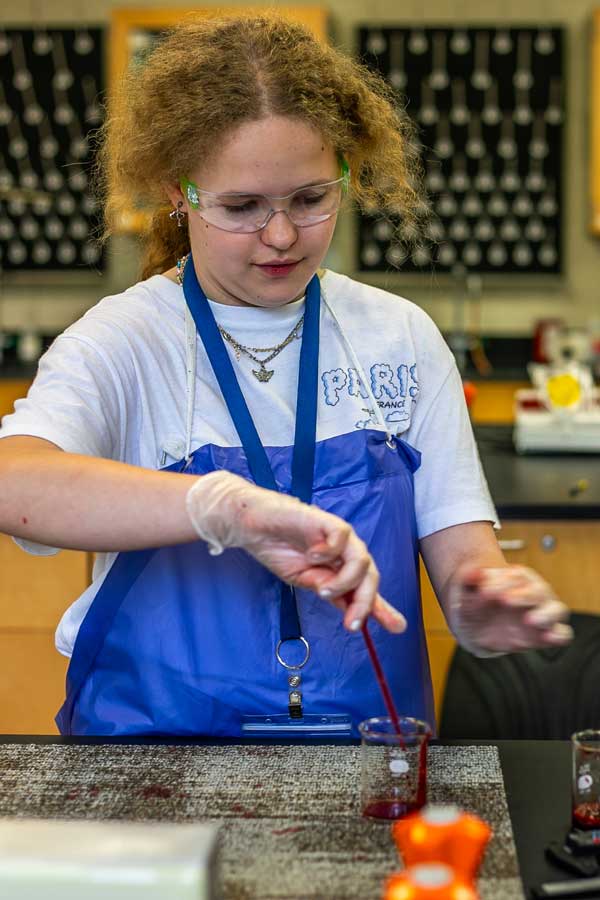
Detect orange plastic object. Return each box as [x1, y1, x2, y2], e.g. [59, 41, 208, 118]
[384, 863, 478, 900]
[391, 805, 491, 882]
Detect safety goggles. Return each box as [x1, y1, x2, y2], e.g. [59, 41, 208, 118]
[180, 161, 350, 234]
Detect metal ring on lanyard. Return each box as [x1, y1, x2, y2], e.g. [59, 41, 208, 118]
[385, 435, 397, 450]
[276, 636, 310, 670]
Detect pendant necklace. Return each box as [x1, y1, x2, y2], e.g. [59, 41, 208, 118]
[176, 254, 304, 383]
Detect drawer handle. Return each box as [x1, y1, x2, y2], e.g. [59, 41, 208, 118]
[498, 539, 527, 551]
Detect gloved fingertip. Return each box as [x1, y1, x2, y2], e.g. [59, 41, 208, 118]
[548, 623, 574, 642]
[526, 608, 554, 627]
[390, 614, 407, 633]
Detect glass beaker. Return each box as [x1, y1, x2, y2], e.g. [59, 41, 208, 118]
[572, 730, 600, 829]
[359, 716, 431, 820]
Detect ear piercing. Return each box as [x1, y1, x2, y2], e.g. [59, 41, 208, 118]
[169, 200, 186, 227]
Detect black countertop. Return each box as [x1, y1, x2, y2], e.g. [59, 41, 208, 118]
[0, 363, 37, 380]
[475, 425, 600, 519]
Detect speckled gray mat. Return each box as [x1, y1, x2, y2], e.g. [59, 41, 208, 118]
[0, 743, 523, 900]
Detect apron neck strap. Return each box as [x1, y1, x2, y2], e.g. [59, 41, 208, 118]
[181, 255, 321, 644]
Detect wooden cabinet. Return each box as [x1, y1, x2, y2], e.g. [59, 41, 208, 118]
[0, 379, 30, 421]
[422, 520, 600, 727]
[468, 380, 528, 424]
[0, 537, 90, 735]
[0, 379, 91, 734]
[495, 521, 600, 612]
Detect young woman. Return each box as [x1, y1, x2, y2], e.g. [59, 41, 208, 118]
[0, 16, 571, 736]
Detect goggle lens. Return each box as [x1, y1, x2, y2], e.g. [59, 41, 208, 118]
[182, 177, 345, 233]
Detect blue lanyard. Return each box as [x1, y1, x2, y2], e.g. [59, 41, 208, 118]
[182, 255, 320, 642]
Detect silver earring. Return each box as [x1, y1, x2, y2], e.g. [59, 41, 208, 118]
[169, 200, 186, 227]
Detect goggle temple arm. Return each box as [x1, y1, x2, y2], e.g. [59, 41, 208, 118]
[339, 156, 351, 193]
[180, 176, 200, 210]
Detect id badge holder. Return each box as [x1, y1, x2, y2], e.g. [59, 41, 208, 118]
[241, 713, 352, 738]
[241, 635, 352, 738]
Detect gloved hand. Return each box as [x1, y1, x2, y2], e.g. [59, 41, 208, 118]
[446, 563, 573, 657]
[186, 470, 406, 634]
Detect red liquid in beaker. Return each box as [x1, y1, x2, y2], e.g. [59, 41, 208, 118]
[362, 740, 428, 820]
[363, 799, 424, 820]
[573, 802, 600, 829]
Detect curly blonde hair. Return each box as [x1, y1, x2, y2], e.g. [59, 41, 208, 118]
[98, 14, 427, 279]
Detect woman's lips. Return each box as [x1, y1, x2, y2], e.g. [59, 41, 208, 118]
[255, 260, 301, 277]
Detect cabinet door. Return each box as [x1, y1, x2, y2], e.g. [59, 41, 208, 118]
[0, 535, 90, 628]
[0, 534, 90, 733]
[469, 381, 529, 424]
[420, 561, 453, 729]
[0, 380, 30, 418]
[0, 632, 69, 734]
[497, 520, 600, 612]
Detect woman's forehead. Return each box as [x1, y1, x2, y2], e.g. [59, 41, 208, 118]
[190, 115, 338, 193]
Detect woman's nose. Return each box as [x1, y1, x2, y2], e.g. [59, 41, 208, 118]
[260, 210, 298, 248]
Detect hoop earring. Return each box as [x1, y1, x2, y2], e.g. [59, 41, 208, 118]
[169, 200, 186, 227]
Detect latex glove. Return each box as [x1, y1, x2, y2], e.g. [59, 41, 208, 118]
[186, 470, 406, 634]
[446, 563, 573, 657]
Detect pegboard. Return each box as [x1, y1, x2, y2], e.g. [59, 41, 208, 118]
[357, 27, 564, 275]
[0, 28, 104, 272]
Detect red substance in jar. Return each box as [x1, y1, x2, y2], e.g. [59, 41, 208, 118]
[519, 398, 545, 410]
[573, 802, 600, 829]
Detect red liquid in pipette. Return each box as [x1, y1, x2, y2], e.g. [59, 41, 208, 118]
[361, 620, 404, 742]
[339, 592, 405, 739]
[359, 619, 429, 820]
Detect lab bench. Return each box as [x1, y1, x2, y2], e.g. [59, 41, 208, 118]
[0, 735, 575, 899]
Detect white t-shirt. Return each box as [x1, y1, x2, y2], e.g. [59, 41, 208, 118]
[0, 269, 496, 656]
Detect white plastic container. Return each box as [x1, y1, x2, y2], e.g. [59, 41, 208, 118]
[0, 818, 219, 899]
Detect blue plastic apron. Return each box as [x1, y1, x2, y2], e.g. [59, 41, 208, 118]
[56, 266, 434, 737]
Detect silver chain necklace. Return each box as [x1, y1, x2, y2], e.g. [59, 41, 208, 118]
[176, 254, 304, 383]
